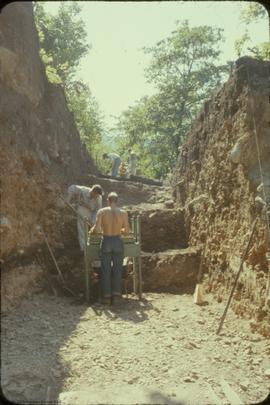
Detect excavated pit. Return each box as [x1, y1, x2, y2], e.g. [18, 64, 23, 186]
[51, 204, 196, 300]
[139, 248, 200, 293]
[126, 207, 188, 253]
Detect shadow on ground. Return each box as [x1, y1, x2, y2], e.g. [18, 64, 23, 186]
[91, 297, 154, 323]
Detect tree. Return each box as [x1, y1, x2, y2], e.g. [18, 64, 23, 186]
[240, 2, 267, 23]
[234, 3, 269, 60]
[115, 96, 166, 178]
[33, 2, 105, 159]
[66, 81, 104, 150]
[115, 20, 229, 178]
[34, 2, 90, 85]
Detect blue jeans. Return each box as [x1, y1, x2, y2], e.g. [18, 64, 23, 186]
[112, 157, 121, 177]
[100, 236, 124, 298]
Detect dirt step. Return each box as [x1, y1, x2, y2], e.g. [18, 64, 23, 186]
[127, 207, 188, 252]
[77, 174, 168, 207]
[139, 248, 201, 293]
[98, 173, 163, 187]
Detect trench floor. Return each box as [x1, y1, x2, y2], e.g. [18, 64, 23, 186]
[1, 290, 270, 404]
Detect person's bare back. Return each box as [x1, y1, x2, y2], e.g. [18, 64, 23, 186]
[90, 192, 130, 236]
[98, 207, 129, 236]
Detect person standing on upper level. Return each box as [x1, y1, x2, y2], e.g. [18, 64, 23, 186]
[103, 152, 121, 177]
[128, 149, 139, 176]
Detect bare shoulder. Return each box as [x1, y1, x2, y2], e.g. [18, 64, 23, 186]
[97, 207, 107, 214]
[120, 209, 128, 216]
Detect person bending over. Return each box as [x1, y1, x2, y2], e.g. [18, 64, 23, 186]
[90, 192, 130, 305]
[102, 153, 121, 177]
[66, 184, 103, 251]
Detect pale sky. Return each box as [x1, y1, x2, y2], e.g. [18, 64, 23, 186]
[43, 1, 268, 129]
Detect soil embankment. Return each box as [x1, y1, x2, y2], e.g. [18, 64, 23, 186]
[0, 2, 97, 311]
[173, 57, 270, 337]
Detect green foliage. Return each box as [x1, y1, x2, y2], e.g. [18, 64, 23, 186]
[34, 2, 90, 85]
[234, 3, 269, 60]
[234, 31, 251, 58]
[66, 81, 103, 148]
[247, 42, 270, 60]
[34, 2, 105, 162]
[240, 2, 267, 24]
[115, 20, 229, 178]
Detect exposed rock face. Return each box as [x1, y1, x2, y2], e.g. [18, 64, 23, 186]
[0, 2, 101, 312]
[173, 57, 270, 336]
[0, 3, 98, 259]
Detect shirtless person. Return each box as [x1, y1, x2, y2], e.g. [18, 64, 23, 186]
[90, 192, 130, 305]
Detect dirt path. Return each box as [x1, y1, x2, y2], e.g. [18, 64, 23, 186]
[2, 290, 270, 404]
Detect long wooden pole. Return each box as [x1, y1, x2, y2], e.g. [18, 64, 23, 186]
[132, 216, 138, 294]
[58, 194, 92, 227]
[84, 217, 90, 303]
[41, 228, 76, 297]
[35, 254, 58, 297]
[216, 218, 258, 335]
[41, 229, 66, 285]
[137, 215, 143, 300]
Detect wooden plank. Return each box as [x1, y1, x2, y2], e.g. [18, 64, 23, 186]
[220, 378, 243, 405]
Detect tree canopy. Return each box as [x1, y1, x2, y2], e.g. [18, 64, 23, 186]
[115, 20, 229, 178]
[34, 3, 267, 179]
[34, 2, 89, 85]
[234, 3, 269, 59]
[34, 2, 106, 164]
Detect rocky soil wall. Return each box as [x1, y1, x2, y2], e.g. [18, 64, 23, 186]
[173, 57, 270, 337]
[0, 3, 99, 258]
[127, 207, 187, 252]
[141, 248, 200, 292]
[0, 3, 99, 310]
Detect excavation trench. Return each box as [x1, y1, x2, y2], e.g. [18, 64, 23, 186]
[3, 180, 268, 405]
[1, 178, 204, 405]
[1, 4, 270, 402]
[73, 199, 198, 298]
[35, 182, 200, 300]
[2, 176, 199, 314]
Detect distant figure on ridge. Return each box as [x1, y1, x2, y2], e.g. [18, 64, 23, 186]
[102, 152, 121, 177]
[128, 149, 139, 176]
[119, 161, 128, 178]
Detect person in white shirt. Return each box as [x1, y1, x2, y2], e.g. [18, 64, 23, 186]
[103, 153, 121, 177]
[128, 149, 139, 176]
[66, 184, 103, 251]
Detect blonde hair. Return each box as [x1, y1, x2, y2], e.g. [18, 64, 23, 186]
[108, 192, 118, 203]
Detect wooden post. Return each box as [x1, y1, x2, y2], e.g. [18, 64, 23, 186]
[41, 229, 65, 285]
[132, 216, 138, 294]
[84, 217, 90, 303]
[137, 215, 143, 300]
[216, 218, 258, 334]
